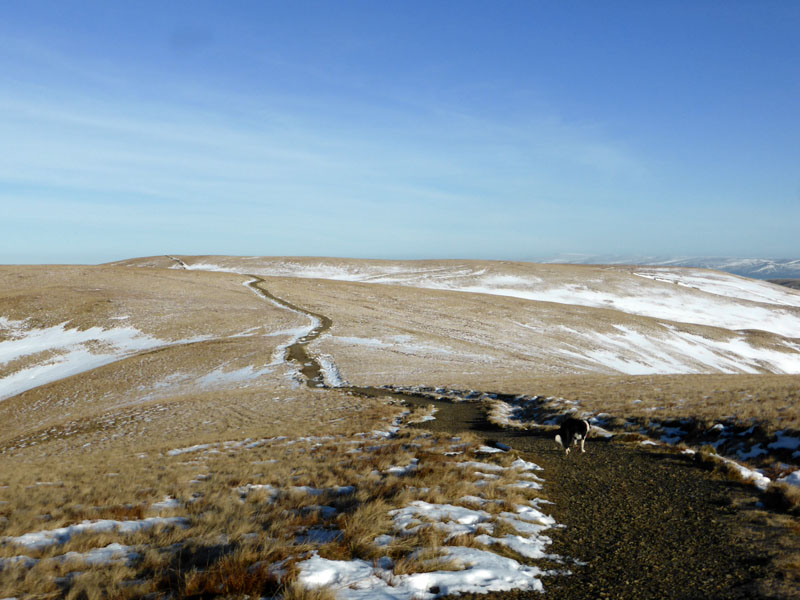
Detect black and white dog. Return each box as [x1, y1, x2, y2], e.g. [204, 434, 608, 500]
[555, 417, 591, 455]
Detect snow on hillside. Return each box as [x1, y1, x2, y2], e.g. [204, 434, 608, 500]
[553, 324, 800, 375]
[164, 257, 800, 376]
[432, 271, 800, 337]
[632, 269, 800, 307]
[0, 318, 174, 401]
[542, 255, 800, 280]
[693, 257, 800, 279]
[0, 276, 324, 402]
[179, 259, 800, 336]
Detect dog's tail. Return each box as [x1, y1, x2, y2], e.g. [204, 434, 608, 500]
[555, 433, 564, 449]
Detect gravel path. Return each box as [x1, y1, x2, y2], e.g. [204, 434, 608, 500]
[403, 397, 788, 600]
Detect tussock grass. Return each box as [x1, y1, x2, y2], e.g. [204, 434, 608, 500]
[181, 546, 282, 597]
[393, 547, 464, 575]
[0, 387, 407, 597]
[339, 500, 392, 558]
[63, 568, 134, 600]
[281, 581, 338, 600]
[763, 482, 800, 515]
[1, 396, 543, 599]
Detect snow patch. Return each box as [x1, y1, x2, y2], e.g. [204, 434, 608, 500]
[715, 457, 771, 491]
[54, 542, 140, 566]
[778, 471, 800, 488]
[151, 496, 181, 511]
[0, 319, 179, 400]
[196, 364, 273, 388]
[3, 517, 188, 550]
[319, 354, 348, 387]
[297, 546, 551, 599]
[557, 324, 800, 375]
[769, 432, 800, 451]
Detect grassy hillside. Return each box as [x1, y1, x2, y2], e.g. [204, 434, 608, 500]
[1, 258, 799, 598]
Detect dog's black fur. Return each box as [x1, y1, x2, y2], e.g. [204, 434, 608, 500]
[555, 417, 591, 455]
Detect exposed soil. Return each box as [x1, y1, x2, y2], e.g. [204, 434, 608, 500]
[255, 276, 800, 600]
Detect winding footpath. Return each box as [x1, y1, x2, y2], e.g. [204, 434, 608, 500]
[246, 275, 792, 599]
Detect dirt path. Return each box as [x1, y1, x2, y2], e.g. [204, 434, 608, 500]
[250, 277, 794, 600]
[247, 277, 332, 387]
[405, 398, 788, 599]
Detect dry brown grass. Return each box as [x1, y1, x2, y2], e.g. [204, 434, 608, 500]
[7, 262, 799, 426]
[0, 381, 409, 597]
[206, 261, 800, 387]
[4, 263, 799, 447]
[180, 545, 282, 597]
[392, 547, 464, 576]
[0, 264, 300, 338]
[486, 374, 800, 432]
[519, 373, 800, 430]
[1, 398, 542, 599]
[763, 482, 800, 514]
[338, 500, 393, 558]
[9, 258, 796, 597]
[281, 581, 338, 600]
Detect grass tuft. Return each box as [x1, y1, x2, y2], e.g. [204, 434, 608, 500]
[762, 482, 800, 515]
[281, 581, 338, 600]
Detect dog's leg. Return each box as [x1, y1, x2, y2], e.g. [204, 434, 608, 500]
[580, 437, 586, 453]
[582, 422, 590, 453]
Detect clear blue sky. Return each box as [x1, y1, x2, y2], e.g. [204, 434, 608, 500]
[2, 1, 798, 263]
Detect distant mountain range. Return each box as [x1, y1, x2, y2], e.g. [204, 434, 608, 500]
[540, 256, 800, 280]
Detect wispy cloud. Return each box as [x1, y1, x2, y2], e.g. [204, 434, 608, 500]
[0, 34, 654, 262]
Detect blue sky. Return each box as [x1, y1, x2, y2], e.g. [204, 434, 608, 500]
[1, 1, 798, 263]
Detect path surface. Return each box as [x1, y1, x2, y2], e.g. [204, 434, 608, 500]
[251, 277, 791, 600]
[405, 399, 781, 600]
[247, 277, 332, 387]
